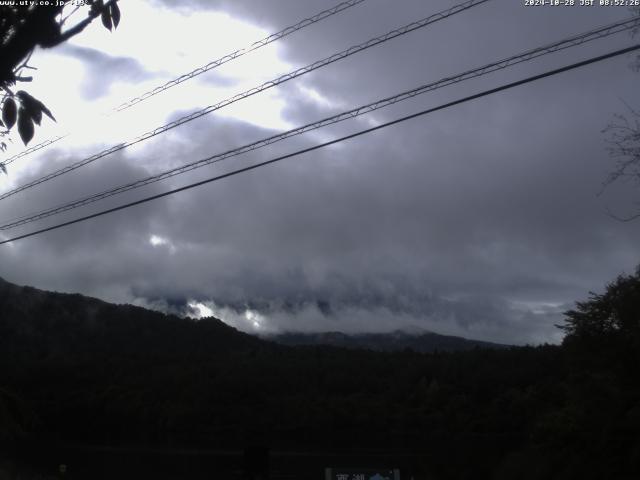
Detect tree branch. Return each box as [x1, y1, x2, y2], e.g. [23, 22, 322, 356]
[55, 0, 119, 46]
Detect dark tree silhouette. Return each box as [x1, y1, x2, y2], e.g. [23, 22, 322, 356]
[0, 0, 121, 153]
[2, 276, 640, 478]
[561, 265, 640, 343]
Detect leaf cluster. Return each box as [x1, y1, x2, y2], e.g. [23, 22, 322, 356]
[91, 0, 121, 31]
[1, 91, 55, 145]
[0, 0, 121, 157]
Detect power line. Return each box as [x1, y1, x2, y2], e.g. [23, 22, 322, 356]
[1, 43, 637, 246]
[0, 0, 369, 167]
[1, 16, 636, 230]
[1, 134, 68, 168]
[113, 0, 369, 112]
[0, 0, 491, 202]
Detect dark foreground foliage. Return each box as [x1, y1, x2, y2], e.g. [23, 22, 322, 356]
[0, 273, 639, 479]
[1, 1, 121, 149]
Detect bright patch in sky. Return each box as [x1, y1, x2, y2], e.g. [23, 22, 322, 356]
[149, 235, 168, 247]
[184, 300, 270, 332]
[71, 1, 294, 129]
[11, 0, 295, 166]
[148, 235, 176, 253]
[511, 300, 565, 316]
[188, 301, 215, 319]
[244, 309, 264, 329]
[298, 85, 337, 109]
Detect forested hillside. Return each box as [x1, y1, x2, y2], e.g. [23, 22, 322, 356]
[0, 274, 639, 479]
[267, 330, 508, 352]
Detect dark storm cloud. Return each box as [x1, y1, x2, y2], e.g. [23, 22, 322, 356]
[1, 0, 639, 344]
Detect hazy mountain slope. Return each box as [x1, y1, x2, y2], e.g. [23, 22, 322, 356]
[0, 276, 263, 362]
[266, 330, 509, 352]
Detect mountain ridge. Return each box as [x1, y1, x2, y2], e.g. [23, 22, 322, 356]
[264, 329, 509, 353]
[0, 276, 265, 361]
[0, 276, 507, 352]
[0, 276, 638, 479]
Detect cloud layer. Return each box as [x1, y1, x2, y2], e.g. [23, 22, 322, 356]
[0, 0, 639, 344]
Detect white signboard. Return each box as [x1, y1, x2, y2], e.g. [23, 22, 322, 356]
[324, 468, 401, 480]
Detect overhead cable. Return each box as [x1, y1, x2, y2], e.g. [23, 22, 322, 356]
[1, 43, 638, 246]
[0, 0, 370, 167]
[2, 16, 637, 230]
[0, 0, 491, 201]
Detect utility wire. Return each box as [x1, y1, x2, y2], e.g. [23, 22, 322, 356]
[1, 16, 637, 230]
[1, 135, 67, 168]
[1, 44, 638, 246]
[114, 0, 369, 112]
[0, 0, 491, 202]
[0, 0, 369, 167]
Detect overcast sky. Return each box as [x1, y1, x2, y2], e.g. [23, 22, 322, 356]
[0, 0, 639, 344]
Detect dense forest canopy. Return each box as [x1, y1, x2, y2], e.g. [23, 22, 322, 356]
[562, 265, 640, 342]
[0, 270, 639, 479]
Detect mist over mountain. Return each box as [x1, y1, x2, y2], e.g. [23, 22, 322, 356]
[0, 275, 263, 361]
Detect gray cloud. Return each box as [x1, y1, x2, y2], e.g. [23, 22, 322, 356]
[1, 0, 639, 345]
[58, 44, 154, 100]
